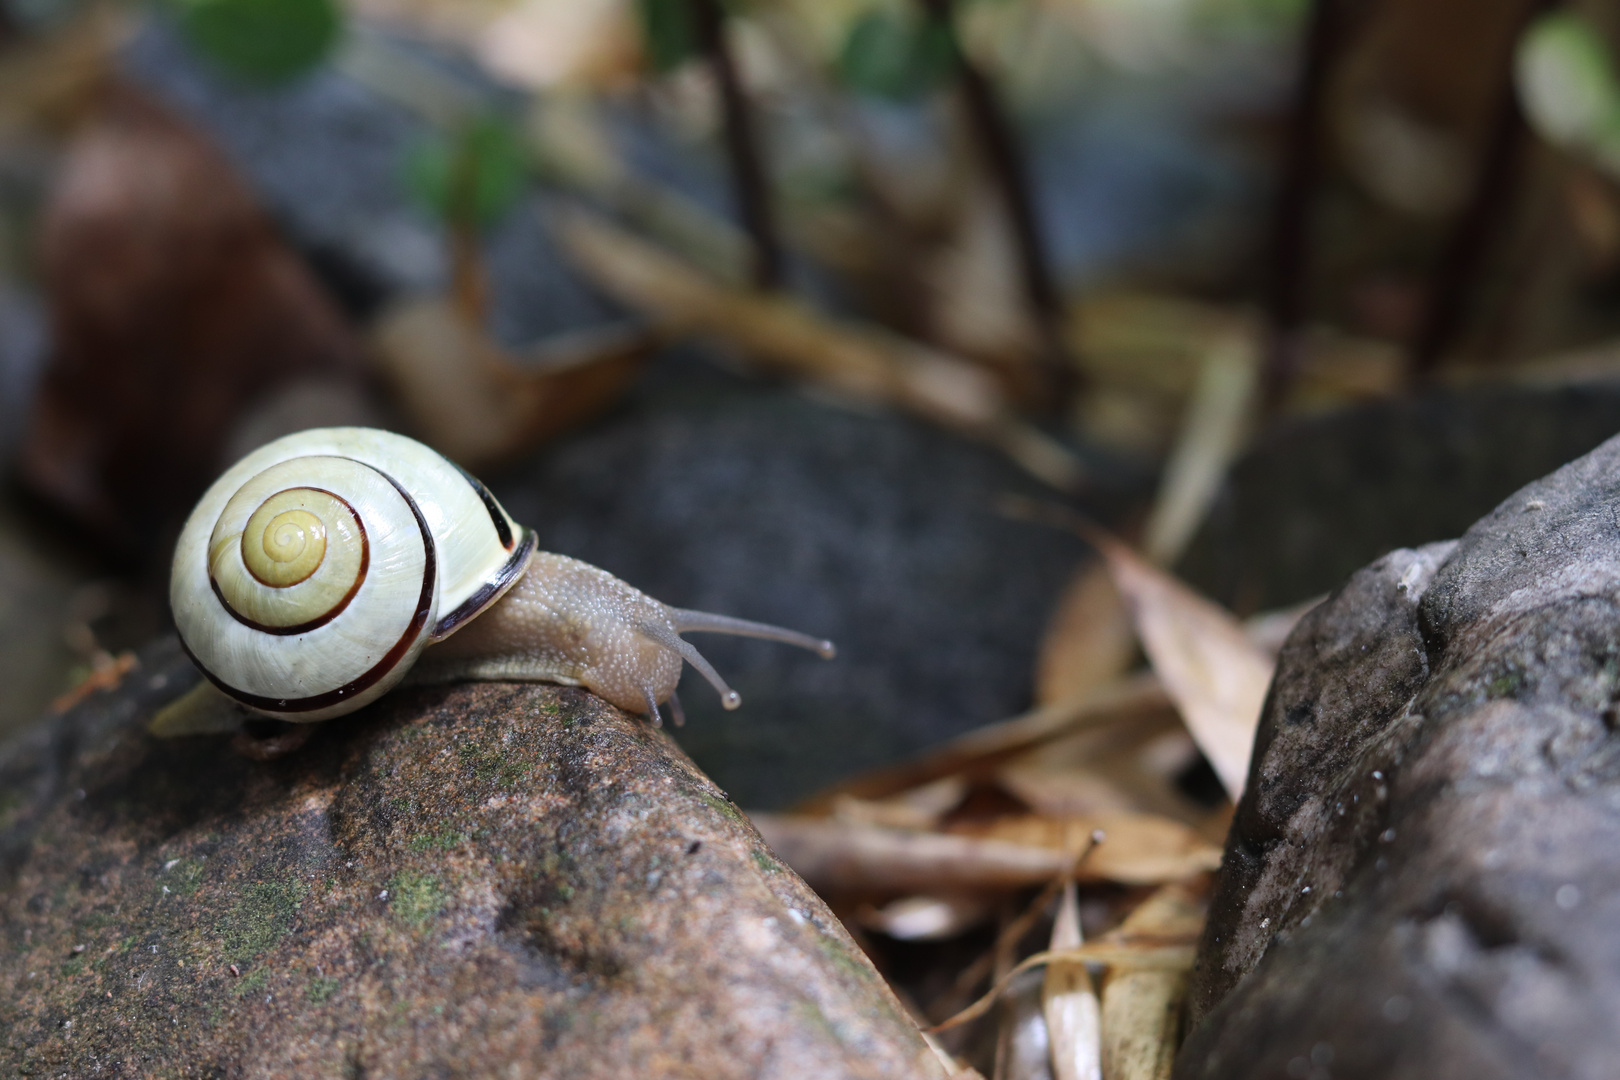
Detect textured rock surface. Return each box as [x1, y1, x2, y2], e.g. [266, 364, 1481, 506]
[0, 638, 942, 1079]
[1176, 435, 1620, 1080]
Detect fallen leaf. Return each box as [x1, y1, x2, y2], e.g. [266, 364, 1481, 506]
[795, 674, 1175, 813]
[1087, 531, 1273, 800]
[932, 942, 1198, 1033]
[1034, 560, 1137, 707]
[948, 813, 1222, 887]
[754, 811, 1219, 895]
[20, 85, 368, 559]
[369, 297, 650, 468]
[830, 776, 970, 831]
[752, 814, 1069, 893]
[1043, 880, 1101, 1080]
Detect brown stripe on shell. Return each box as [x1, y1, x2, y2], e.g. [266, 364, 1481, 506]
[430, 528, 536, 642]
[452, 461, 515, 550]
[196, 466, 437, 715]
[214, 490, 370, 635]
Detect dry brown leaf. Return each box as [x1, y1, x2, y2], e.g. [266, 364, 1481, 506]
[369, 297, 649, 468]
[830, 776, 969, 831]
[754, 811, 1218, 895]
[948, 814, 1221, 887]
[796, 674, 1175, 813]
[551, 207, 1084, 489]
[1097, 883, 1207, 1080]
[1034, 561, 1137, 707]
[752, 814, 1070, 893]
[1043, 880, 1101, 1080]
[994, 765, 1143, 819]
[21, 86, 369, 557]
[1087, 532, 1272, 800]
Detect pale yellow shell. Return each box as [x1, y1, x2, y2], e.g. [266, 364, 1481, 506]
[170, 428, 534, 722]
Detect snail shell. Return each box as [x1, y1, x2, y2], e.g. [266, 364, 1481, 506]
[171, 428, 535, 722]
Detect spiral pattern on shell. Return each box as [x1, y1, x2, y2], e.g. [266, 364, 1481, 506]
[171, 429, 534, 722]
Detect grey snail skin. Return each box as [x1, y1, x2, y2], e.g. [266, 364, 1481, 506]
[155, 427, 833, 739]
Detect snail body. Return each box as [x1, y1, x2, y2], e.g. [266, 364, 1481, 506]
[167, 427, 832, 730]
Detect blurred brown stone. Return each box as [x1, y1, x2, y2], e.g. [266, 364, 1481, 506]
[0, 639, 942, 1079]
[19, 84, 368, 562]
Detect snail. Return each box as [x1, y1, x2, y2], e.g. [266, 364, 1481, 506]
[153, 427, 833, 740]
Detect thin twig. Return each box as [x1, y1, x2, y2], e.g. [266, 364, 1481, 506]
[1408, 0, 1561, 380]
[688, 0, 783, 290]
[916, 0, 1078, 414]
[1260, 0, 1347, 413]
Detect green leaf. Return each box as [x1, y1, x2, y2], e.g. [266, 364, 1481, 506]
[174, 0, 342, 84]
[1516, 13, 1620, 152]
[837, 8, 955, 101]
[402, 116, 529, 231]
[638, 0, 699, 74]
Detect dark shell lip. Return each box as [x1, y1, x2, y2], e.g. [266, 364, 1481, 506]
[429, 527, 537, 643]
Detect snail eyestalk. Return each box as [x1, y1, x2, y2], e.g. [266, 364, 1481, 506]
[670, 609, 837, 659]
[639, 620, 743, 710]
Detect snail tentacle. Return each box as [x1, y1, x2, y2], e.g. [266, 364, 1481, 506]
[669, 609, 837, 659]
[636, 619, 743, 711]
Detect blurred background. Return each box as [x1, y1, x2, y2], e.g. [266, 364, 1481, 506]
[5, 0, 1620, 807]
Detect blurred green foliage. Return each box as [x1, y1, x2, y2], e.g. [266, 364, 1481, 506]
[638, 0, 700, 74]
[402, 116, 528, 231]
[837, 8, 956, 102]
[172, 0, 341, 84]
[1517, 11, 1620, 171]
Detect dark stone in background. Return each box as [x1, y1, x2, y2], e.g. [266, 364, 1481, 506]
[486, 355, 1111, 808]
[1175, 435, 1620, 1080]
[0, 637, 942, 1079]
[1181, 383, 1620, 612]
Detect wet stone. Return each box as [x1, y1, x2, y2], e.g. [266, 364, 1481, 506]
[1176, 433, 1620, 1080]
[0, 638, 942, 1079]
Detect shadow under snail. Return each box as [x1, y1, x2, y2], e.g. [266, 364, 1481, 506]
[153, 427, 834, 741]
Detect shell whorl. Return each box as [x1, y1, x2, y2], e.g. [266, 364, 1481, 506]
[171, 428, 533, 722]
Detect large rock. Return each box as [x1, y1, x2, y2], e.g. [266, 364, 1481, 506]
[486, 356, 1100, 809]
[1176, 435, 1620, 1079]
[0, 638, 942, 1079]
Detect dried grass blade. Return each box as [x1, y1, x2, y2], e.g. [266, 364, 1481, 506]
[1043, 881, 1101, 1080]
[931, 943, 1198, 1033]
[1140, 335, 1258, 567]
[1098, 883, 1208, 1080]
